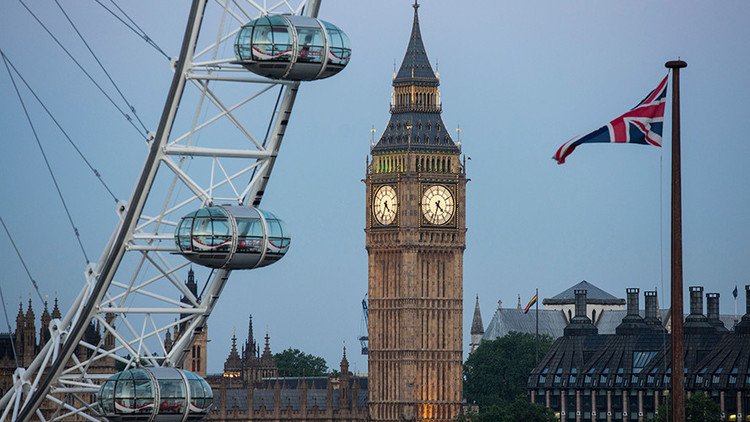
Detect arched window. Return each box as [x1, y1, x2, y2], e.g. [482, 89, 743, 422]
[568, 309, 573, 322]
[592, 309, 597, 323]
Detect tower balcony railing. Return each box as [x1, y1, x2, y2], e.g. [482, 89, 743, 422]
[390, 104, 442, 114]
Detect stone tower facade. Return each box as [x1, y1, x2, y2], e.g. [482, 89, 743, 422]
[168, 268, 209, 376]
[365, 3, 466, 421]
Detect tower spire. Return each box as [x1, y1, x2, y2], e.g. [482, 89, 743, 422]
[394, 0, 437, 85]
[471, 296, 484, 336]
[372, 2, 458, 154]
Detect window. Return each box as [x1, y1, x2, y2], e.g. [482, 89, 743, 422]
[554, 368, 563, 385]
[632, 351, 658, 374]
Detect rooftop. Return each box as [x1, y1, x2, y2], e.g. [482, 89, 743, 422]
[543, 280, 625, 306]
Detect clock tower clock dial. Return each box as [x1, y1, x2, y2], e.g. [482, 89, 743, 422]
[373, 185, 398, 225]
[421, 185, 455, 225]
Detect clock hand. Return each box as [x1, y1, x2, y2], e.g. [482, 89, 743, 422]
[435, 200, 443, 212]
[384, 201, 390, 211]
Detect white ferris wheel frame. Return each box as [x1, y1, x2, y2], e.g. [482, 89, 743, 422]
[1, 0, 322, 420]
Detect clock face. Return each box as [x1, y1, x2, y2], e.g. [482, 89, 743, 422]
[421, 185, 455, 225]
[373, 185, 398, 225]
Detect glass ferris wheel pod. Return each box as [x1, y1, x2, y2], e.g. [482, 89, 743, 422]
[0, 0, 347, 420]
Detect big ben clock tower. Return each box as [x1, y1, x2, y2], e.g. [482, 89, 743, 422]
[365, 2, 465, 421]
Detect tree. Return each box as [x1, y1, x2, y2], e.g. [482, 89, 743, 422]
[685, 392, 722, 422]
[647, 393, 722, 422]
[463, 331, 554, 408]
[273, 348, 328, 377]
[498, 396, 557, 422]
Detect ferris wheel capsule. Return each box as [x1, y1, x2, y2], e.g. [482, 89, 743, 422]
[234, 14, 351, 81]
[175, 205, 291, 270]
[97, 367, 213, 421]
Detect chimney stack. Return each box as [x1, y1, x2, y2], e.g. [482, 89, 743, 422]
[736, 285, 750, 334]
[684, 286, 713, 334]
[706, 293, 727, 332]
[643, 290, 665, 333]
[564, 290, 597, 336]
[689, 286, 704, 316]
[575, 289, 587, 318]
[627, 288, 640, 316]
[616, 288, 648, 335]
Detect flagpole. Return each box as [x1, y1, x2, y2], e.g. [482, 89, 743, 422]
[666, 58, 687, 422]
[535, 288, 539, 365]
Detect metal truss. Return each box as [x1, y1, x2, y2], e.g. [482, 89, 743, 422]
[1, 0, 320, 420]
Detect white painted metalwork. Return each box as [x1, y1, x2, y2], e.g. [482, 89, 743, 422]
[0, 0, 321, 420]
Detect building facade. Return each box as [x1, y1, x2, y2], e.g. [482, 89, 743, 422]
[365, 2, 466, 421]
[528, 286, 750, 422]
[205, 317, 368, 421]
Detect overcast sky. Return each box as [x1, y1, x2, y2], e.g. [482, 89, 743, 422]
[1, 0, 749, 375]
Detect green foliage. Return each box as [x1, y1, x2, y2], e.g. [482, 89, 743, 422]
[463, 331, 554, 408]
[456, 397, 556, 422]
[686, 392, 722, 422]
[273, 348, 328, 377]
[647, 393, 722, 422]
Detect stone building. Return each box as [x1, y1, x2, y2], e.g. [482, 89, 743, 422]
[528, 285, 750, 422]
[365, 1, 466, 421]
[204, 317, 368, 421]
[0, 298, 116, 417]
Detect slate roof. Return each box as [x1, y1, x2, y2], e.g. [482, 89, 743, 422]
[483, 308, 568, 340]
[372, 3, 459, 154]
[393, 2, 438, 86]
[373, 112, 457, 153]
[544, 280, 625, 305]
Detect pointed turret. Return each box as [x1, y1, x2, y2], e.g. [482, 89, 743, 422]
[40, 301, 51, 344]
[261, 332, 273, 361]
[243, 315, 257, 364]
[223, 334, 242, 377]
[51, 297, 61, 319]
[470, 296, 484, 353]
[372, 0, 458, 154]
[23, 299, 36, 364]
[340, 345, 350, 376]
[393, 1, 438, 85]
[15, 301, 24, 358]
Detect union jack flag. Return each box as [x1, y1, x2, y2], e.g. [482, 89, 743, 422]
[554, 75, 669, 164]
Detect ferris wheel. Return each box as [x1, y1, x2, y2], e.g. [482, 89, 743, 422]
[0, 0, 350, 420]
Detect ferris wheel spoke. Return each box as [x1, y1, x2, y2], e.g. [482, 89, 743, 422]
[189, 80, 268, 148]
[193, 27, 242, 61]
[170, 82, 277, 148]
[161, 157, 212, 202]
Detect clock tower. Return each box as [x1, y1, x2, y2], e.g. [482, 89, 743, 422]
[365, 2, 466, 421]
